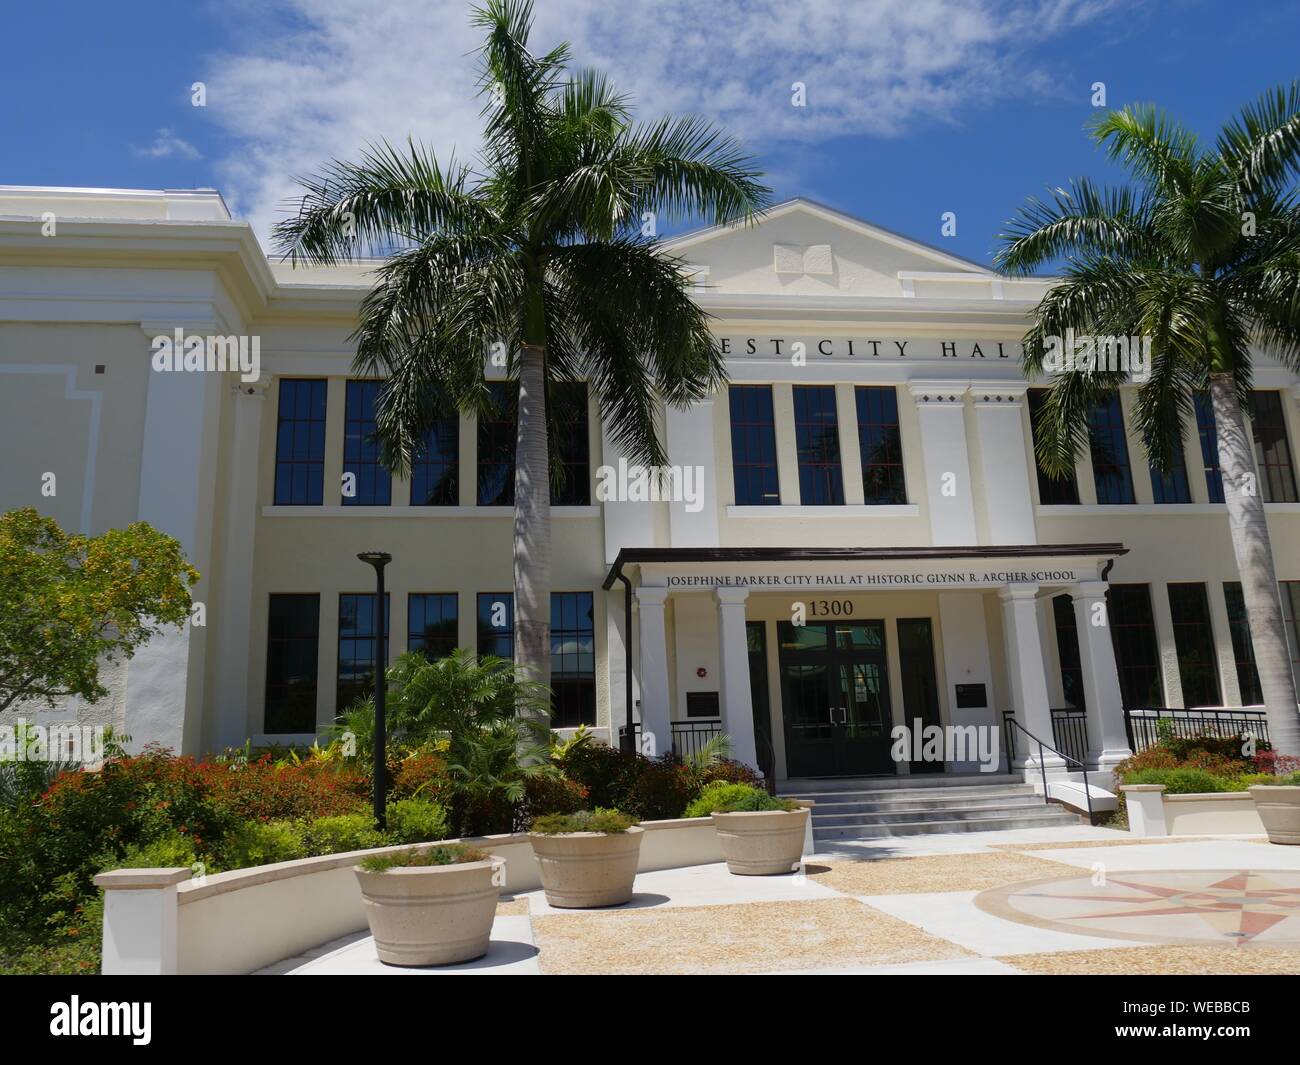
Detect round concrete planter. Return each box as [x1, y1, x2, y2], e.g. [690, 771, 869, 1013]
[1249, 785, 1300, 846]
[354, 857, 501, 966]
[528, 827, 644, 908]
[712, 807, 809, 875]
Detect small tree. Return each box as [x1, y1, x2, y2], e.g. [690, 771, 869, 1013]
[0, 508, 199, 714]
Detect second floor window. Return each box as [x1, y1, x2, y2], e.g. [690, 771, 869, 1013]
[1249, 390, 1299, 503]
[728, 385, 779, 505]
[410, 417, 459, 505]
[476, 381, 590, 505]
[273, 379, 327, 505]
[1148, 414, 1191, 504]
[343, 380, 391, 505]
[793, 385, 844, 505]
[855, 386, 906, 504]
[550, 382, 591, 506]
[1087, 393, 1135, 504]
[1194, 392, 1225, 502]
[1028, 389, 1079, 504]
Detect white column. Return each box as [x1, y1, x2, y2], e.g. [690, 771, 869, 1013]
[666, 399, 719, 547]
[998, 583, 1065, 771]
[970, 386, 1036, 544]
[94, 867, 191, 975]
[599, 421, 653, 565]
[211, 377, 268, 750]
[715, 586, 759, 771]
[1070, 581, 1134, 771]
[635, 586, 671, 758]
[908, 382, 977, 545]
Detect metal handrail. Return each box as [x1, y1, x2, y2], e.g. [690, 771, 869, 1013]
[1002, 714, 1094, 821]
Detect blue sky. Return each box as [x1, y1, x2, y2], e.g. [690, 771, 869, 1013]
[3, 0, 1298, 266]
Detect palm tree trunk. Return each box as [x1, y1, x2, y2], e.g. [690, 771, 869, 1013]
[1209, 373, 1300, 756]
[513, 340, 552, 720]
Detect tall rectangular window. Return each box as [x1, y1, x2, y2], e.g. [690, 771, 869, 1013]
[273, 379, 327, 505]
[477, 382, 517, 506]
[551, 592, 596, 727]
[408, 594, 458, 660]
[343, 380, 391, 505]
[855, 386, 907, 504]
[729, 385, 780, 505]
[1107, 584, 1164, 709]
[1167, 583, 1221, 707]
[1028, 389, 1079, 504]
[264, 594, 320, 734]
[1088, 393, 1135, 504]
[550, 382, 590, 506]
[1148, 416, 1191, 503]
[1223, 582, 1263, 705]
[337, 593, 390, 713]
[792, 385, 844, 505]
[1194, 392, 1224, 503]
[1051, 594, 1084, 709]
[1281, 582, 1300, 691]
[410, 417, 459, 506]
[1250, 390, 1299, 503]
[477, 592, 514, 660]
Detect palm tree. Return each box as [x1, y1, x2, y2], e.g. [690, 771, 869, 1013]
[995, 84, 1300, 756]
[274, 0, 770, 721]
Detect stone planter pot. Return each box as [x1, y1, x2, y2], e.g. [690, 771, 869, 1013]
[1249, 785, 1300, 845]
[354, 857, 501, 966]
[712, 807, 810, 875]
[528, 827, 644, 908]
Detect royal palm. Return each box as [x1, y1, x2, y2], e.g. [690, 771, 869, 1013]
[996, 84, 1300, 755]
[275, 0, 769, 720]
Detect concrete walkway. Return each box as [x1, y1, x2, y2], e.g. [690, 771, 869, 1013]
[264, 826, 1300, 975]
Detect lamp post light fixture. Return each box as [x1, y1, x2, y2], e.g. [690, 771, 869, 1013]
[357, 551, 392, 829]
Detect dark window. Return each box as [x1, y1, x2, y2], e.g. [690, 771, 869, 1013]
[264, 594, 319, 733]
[551, 591, 595, 727]
[337, 593, 390, 713]
[410, 417, 459, 506]
[1193, 392, 1225, 503]
[1167, 583, 1221, 707]
[792, 385, 844, 505]
[477, 592, 514, 660]
[550, 383, 590, 506]
[855, 386, 907, 504]
[729, 385, 780, 505]
[273, 379, 327, 505]
[477, 382, 517, 506]
[1283, 582, 1300, 686]
[342, 380, 391, 505]
[1148, 417, 1192, 504]
[1051, 594, 1084, 710]
[1027, 389, 1079, 504]
[1088, 393, 1135, 504]
[407, 594, 458, 660]
[1107, 584, 1163, 709]
[1249, 391, 1299, 503]
[1223, 582, 1263, 706]
[476, 381, 590, 505]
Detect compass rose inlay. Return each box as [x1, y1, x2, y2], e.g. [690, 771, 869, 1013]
[974, 869, 1300, 947]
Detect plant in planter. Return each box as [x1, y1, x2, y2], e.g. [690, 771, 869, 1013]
[1245, 771, 1300, 845]
[686, 782, 808, 876]
[527, 809, 643, 908]
[354, 843, 502, 966]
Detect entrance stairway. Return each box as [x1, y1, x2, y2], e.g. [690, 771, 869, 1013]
[780, 774, 1082, 841]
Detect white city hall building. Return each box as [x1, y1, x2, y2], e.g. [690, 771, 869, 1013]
[4, 187, 1300, 792]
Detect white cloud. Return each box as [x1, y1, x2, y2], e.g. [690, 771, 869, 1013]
[200, 0, 1122, 244]
[133, 127, 203, 161]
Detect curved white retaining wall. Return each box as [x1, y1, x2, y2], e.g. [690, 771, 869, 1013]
[98, 816, 730, 975]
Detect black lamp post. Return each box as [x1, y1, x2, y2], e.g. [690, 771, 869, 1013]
[357, 551, 392, 829]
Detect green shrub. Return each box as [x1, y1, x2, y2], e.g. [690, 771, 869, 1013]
[304, 814, 387, 856]
[384, 799, 449, 844]
[683, 782, 799, 817]
[1241, 770, 1300, 786]
[357, 843, 486, 873]
[514, 773, 589, 829]
[222, 820, 308, 867]
[105, 832, 200, 871]
[529, 808, 636, 834]
[1122, 768, 1246, 794]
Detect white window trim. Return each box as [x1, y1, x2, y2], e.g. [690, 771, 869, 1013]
[726, 504, 919, 518]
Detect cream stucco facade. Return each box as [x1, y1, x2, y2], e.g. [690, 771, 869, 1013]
[3, 187, 1298, 782]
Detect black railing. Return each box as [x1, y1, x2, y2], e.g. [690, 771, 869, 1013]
[617, 720, 724, 759]
[1001, 712, 1094, 821]
[1123, 707, 1270, 752]
[1049, 707, 1090, 766]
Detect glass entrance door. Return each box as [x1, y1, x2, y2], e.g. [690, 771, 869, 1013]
[778, 621, 895, 777]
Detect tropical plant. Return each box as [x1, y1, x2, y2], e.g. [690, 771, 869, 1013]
[995, 84, 1300, 755]
[682, 781, 798, 817]
[529, 807, 635, 834]
[274, 0, 770, 709]
[357, 843, 487, 873]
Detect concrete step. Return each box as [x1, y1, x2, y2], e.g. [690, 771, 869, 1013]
[813, 809, 1081, 840]
[785, 783, 1036, 804]
[805, 791, 1041, 815]
[812, 800, 1057, 827]
[781, 773, 1022, 795]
